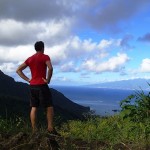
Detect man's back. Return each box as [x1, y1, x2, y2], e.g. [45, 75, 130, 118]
[25, 52, 50, 85]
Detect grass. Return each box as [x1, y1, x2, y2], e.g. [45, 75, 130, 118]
[0, 114, 149, 150]
[0, 116, 31, 134]
[60, 115, 150, 149]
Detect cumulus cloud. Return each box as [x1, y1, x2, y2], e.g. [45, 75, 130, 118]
[98, 39, 120, 49]
[0, 0, 149, 84]
[0, 45, 34, 63]
[0, 18, 72, 46]
[0, 19, 39, 46]
[82, 53, 130, 73]
[0, 62, 16, 73]
[0, 0, 149, 47]
[140, 58, 150, 72]
[0, 34, 125, 75]
[47, 36, 121, 71]
[60, 61, 79, 72]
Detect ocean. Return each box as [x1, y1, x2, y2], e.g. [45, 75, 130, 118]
[51, 85, 136, 116]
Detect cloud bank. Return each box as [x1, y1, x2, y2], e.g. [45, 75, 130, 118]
[0, 0, 150, 84]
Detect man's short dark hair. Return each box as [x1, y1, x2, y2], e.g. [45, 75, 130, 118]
[34, 41, 44, 51]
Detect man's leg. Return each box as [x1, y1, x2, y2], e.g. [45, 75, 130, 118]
[47, 106, 54, 132]
[30, 107, 37, 131]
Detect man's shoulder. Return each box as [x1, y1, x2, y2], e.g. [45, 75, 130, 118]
[27, 53, 50, 61]
[25, 53, 37, 61]
[43, 54, 50, 59]
[43, 53, 49, 57]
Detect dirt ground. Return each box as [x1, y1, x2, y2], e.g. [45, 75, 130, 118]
[0, 132, 149, 150]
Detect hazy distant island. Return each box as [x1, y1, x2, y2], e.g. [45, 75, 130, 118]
[89, 78, 150, 90]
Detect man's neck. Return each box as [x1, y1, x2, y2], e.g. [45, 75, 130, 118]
[37, 50, 44, 54]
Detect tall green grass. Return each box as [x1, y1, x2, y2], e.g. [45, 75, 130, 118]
[0, 116, 31, 134]
[60, 115, 149, 147]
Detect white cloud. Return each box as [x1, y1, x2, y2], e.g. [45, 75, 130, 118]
[46, 37, 123, 73]
[140, 58, 150, 72]
[47, 43, 69, 65]
[60, 61, 79, 72]
[0, 62, 16, 73]
[98, 39, 115, 49]
[0, 45, 34, 63]
[0, 18, 73, 46]
[0, 19, 39, 46]
[0, 0, 149, 85]
[45, 36, 120, 68]
[82, 59, 96, 71]
[82, 53, 130, 73]
[0, 34, 127, 75]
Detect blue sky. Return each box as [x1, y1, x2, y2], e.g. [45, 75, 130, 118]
[0, 0, 150, 86]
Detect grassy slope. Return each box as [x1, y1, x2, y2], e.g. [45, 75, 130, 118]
[0, 114, 149, 150]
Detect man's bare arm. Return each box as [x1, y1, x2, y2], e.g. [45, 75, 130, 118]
[42, 60, 53, 84]
[16, 63, 30, 83]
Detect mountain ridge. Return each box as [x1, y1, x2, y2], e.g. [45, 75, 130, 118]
[0, 70, 90, 120]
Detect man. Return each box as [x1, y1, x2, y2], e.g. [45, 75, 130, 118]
[16, 41, 54, 132]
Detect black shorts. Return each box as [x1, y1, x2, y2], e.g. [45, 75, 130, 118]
[29, 84, 53, 107]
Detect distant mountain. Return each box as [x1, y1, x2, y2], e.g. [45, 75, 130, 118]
[90, 78, 150, 90]
[0, 70, 90, 120]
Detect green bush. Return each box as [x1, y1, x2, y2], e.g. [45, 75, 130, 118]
[120, 89, 150, 122]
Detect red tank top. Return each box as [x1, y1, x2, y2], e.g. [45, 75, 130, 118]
[25, 52, 50, 85]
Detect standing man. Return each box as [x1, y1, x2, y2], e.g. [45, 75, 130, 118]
[16, 41, 54, 132]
